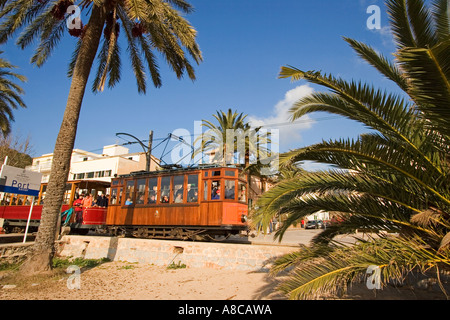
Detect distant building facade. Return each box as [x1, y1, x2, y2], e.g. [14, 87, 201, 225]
[26, 144, 160, 184]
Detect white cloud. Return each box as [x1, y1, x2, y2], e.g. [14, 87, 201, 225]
[248, 85, 315, 152]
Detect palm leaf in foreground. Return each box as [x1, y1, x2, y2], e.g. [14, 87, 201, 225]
[275, 235, 450, 300]
[253, 0, 450, 299]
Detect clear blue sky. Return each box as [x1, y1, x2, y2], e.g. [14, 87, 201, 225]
[3, 0, 399, 167]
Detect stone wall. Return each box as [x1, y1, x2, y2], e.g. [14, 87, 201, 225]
[0, 242, 34, 264]
[57, 235, 297, 271]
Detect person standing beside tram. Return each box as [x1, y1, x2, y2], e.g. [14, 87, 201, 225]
[73, 194, 84, 223]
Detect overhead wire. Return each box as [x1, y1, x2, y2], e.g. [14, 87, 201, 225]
[87, 115, 341, 157]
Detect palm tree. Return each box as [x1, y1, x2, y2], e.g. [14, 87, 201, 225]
[195, 108, 276, 169]
[252, 0, 450, 299]
[0, 0, 202, 274]
[0, 51, 27, 135]
[194, 109, 249, 165]
[195, 108, 277, 203]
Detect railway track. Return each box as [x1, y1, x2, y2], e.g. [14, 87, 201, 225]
[0, 233, 36, 244]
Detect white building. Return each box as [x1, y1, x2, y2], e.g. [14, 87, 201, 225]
[307, 210, 330, 221]
[26, 144, 160, 184]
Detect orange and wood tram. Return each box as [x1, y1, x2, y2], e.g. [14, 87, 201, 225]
[0, 166, 250, 241]
[106, 165, 249, 240]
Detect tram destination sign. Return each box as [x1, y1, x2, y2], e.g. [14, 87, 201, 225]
[0, 165, 42, 197]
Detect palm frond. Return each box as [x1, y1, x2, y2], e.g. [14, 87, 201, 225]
[396, 41, 450, 137]
[0, 53, 27, 135]
[405, 0, 439, 47]
[277, 235, 450, 300]
[386, 0, 418, 48]
[30, 16, 66, 67]
[432, 0, 450, 41]
[343, 37, 409, 92]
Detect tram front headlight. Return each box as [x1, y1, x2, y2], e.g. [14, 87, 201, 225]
[241, 214, 248, 223]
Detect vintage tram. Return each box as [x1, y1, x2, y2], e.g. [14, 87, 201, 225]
[0, 179, 109, 235]
[0, 165, 250, 241]
[106, 165, 249, 240]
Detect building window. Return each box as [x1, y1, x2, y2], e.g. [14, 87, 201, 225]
[76, 173, 85, 179]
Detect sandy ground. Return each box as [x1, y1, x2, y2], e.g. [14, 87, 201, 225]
[0, 261, 283, 300]
[1, 260, 449, 301]
[1, 230, 449, 300]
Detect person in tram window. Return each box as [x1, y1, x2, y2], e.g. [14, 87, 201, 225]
[186, 183, 198, 202]
[97, 193, 108, 207]
[188, 190, 198, 202]
[225, 185, 235, 200]
[125, 198, 133, 206]
[174, 193, 183, 203]
[212, 187, 220, 200]
[162, 195, 169, 203]
[104, 194, 109, 208]
[148, 193, 156, 204]
[137, 195, 145, 204]
[82, 193, 93, 208]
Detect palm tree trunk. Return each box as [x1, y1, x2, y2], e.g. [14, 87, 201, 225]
[20, 5, 107, 275]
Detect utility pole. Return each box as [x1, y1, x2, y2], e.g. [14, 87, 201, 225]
[116, 131, 153, 172]
[147, 130, 153, 172]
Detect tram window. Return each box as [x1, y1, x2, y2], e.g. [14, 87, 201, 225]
[225, 170, 235, 177]
[224, 180, 235, 200]
[173, 176, 184, 203]
[38, 185, 47, 205]
[24, 196, 32, 205]
[136, 179, 146, 204]
[213, 170, 221, 177]
[125, 180, 135, 205]
[187, 175, 198, 203]
[112, 180, 119, 186]
[147, 178, 158, 204]
[211, 180, 221, 200]
[111, 188, 118, 205]
[238, 182, 247, 202]
[203, 181, 208, 201]
[204, 171, 208, 177]
[161, 176, 170, 203]
[118, 188, 123, 205]
[63, 183, 72, 204]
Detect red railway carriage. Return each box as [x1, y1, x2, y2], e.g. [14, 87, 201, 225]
[0, 180, 109, 234]
[106, 166, 249, 240]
